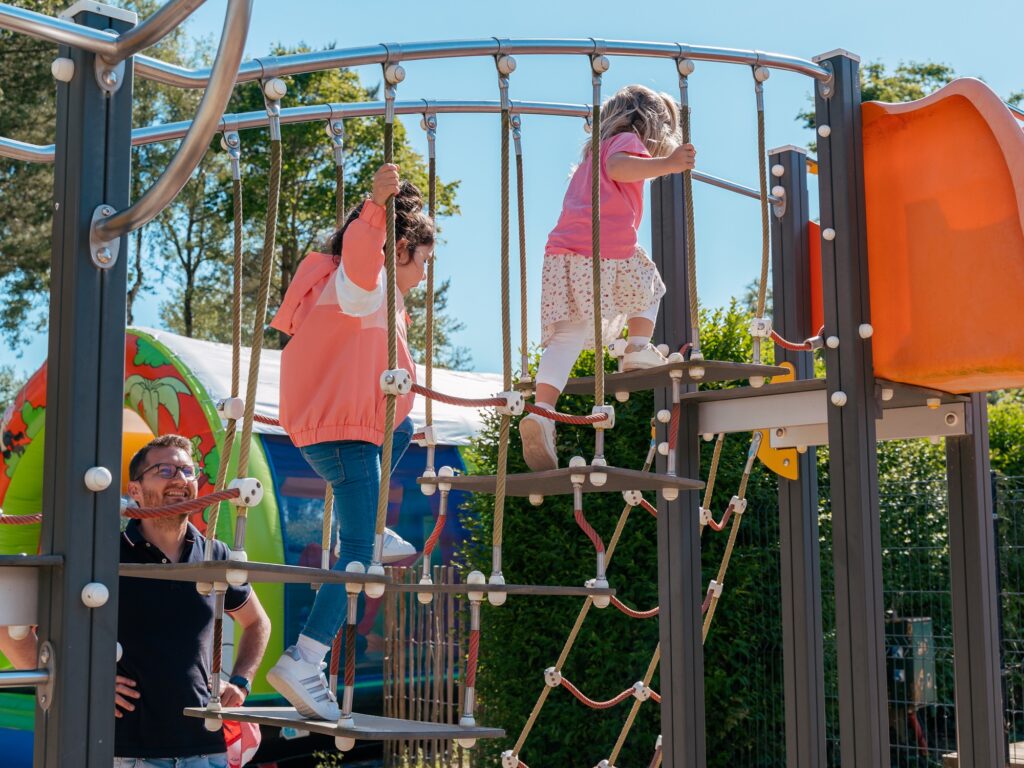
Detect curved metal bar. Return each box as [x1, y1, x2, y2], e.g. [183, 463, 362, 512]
[109, 0, 207, 62]
[0, 136, 54, 163]
[0, 2, 119, 55]
[133, 37, 832, 89]
[93, 0, 252, 242]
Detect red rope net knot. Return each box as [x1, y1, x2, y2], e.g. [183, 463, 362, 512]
[122, 487, 241, 520]
[252, 413, 281, 426]
[559, 677, 636, 710]
[523, 402, 610, 426]
[610, 596, 659, 619]
[0, 512, 42, 525]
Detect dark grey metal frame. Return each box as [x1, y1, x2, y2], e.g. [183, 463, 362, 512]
[769, 145, 827, 768]
[34, 6, 134, 767]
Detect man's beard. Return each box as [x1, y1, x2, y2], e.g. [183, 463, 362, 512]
[140, 486, 194, 528]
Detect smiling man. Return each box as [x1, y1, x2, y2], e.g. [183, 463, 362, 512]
[114, 434, 271, 767]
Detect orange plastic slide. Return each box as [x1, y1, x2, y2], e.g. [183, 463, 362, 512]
[860, 78, 1024, 393]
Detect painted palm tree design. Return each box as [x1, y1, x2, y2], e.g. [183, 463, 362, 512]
[125, 375, 192, 434]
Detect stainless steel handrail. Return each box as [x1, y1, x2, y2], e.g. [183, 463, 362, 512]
[2, 97, 778, 204]
[132, 37, 832, 89]
[0, 0, 206, 62]
[91, 0, 252, 242]
[0, 669, 48, 689]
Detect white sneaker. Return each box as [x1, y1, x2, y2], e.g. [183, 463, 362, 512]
[266, 645, 340, 721]
[382, 527, 417, 563]
[622, 343, 668, 372]
[519, 412, 557, 471]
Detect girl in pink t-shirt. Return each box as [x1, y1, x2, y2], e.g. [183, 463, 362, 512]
[521, 84, 697, 471]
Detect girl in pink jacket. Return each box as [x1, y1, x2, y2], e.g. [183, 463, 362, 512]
[266, 164, 434, 720]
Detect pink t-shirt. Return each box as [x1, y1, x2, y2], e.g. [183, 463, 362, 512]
[545, 132, 652, 259]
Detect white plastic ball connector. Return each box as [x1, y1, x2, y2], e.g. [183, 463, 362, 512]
[597, 760, 614, 768]
[543, 666, 563, 687]
[749, 375, 765, 389]
[831, 391, 848, 407]
[437, 465, 455, 493]
[417, 576, 434, 605]
[591, 54, 610, 74]
[8, 625, 30, 641]
[926, 397, 941, 410]
[84, 466, 112, 492]
[656, 409, 672, 424]
[203, 700, 222, 731]
[345, 561, 366, 595]
[262, 77, 287, 100]
[364, 563, 387, 599]
[676, 58, 695, 77]
[614, 391, 630, 403]
[667, 351, 685, 364]
[657, 442, 670, 457]
[881, 387, 894, 402]
[656, 343, 670, 357]
[822, 228, 836, 241]
[753, 65, 771, 82]
[81, 582, 109, 608]
[589, 457, 607, 488]
[591, 577, 610, 609]
[335, 736, 356, 752]
[528, 494, 544, 507]
[703, 433, 714, 442]
[456, 737, 477, 749]
[467, 570, 486, 603]
[771, 164, 785, 178]
[817, 124, 832, 138]
[225, 547, 248, 586]
[858, 323, 874, 339]
[228, 477, 263, 508]
[502, 750, 520, 768]
[771, 185, 786, 199]
[51, 57, 75, 82]
[420, 467, 437, 497]
[116, 642, 123, 662]
[826, 336, 840, 349]
[622, 490, 643, 507]
[384, 63, 406, 85]
[217, 397, 245, 421]
[662, 487, 679, 502]
[488, 571, 507, 606]
[496, 54, 517, 76]
[196, 582, 213, 596]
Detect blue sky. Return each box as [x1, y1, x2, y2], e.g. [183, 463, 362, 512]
[2, 0, 1020, 376]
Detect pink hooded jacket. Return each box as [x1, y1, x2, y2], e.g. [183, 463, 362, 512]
[270, 200, 415, 447]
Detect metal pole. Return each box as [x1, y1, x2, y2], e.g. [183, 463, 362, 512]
[651, 172, 705, 768]
[34, 4, 134, 767]
[0, 670, 50, 689]
[812, 49, 888, 768]
[769, 144, 826, 768]
[945, 395, 1006, 767]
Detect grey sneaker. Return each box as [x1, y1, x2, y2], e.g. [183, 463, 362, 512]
[266, 645, 339, 721]
[519, 412, 557, 471]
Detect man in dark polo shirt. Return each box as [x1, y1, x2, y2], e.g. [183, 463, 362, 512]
[114, 434, 270, 767]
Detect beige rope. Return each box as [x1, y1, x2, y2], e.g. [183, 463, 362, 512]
[679, 74, 702, 358]
[754, 76, 770, 365]
[699, 433, 725, 534]
[205, 172, 245, 556]
[512, 432, 657, 754]
[233, 136, 282, 551]
[590, 84, 604, 406]
[514, 116, 529, 379]
[425, 152, 436, 428]
[374, 118, 399, 542]
[608, 643, 661, 765]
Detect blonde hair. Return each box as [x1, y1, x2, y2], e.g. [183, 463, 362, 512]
[585, 84, 681, 160]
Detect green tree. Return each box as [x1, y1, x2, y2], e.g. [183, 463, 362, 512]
[0, 365, 27, 415]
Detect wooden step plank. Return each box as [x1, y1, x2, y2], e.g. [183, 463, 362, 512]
[0, 555, 62, 567]
[183, 706, 505, 741]
[119, 561, 389, 586]
[675, 377, 967, 409]
[390, 582, 615, 597]
[420, 465, 702, 496]
[550, 360, 786, 396]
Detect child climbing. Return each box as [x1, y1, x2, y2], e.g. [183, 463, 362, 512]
[265, 163, 435, 720]
[520, 84, 697, 471]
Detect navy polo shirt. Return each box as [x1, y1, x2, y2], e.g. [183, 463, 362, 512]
[115, 519, 251, 759]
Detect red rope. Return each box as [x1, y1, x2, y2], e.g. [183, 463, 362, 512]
[770, 325, 825, 352]
[648, 746, 663, 768]
[344, 624, 356, 688]
[212, 616, 223, 677]
[668, 404, 680, 450]
[649, 690, 661, 704]
[329, 628, 342, 682]
[574, 506, 605, 554]
[0, 513, 42, 525]
[122, 488, 241, 520]
[523, 402, 609, 425]
[412, 383, 506, 409]
[701, 586, 715, 615]
[610, 596, 659, 619]
[253, 413, 281, 426]
[412, 431, 425, 442]
[423, 512, 445, 557]
[466, 629, 480, 688]
[559, 677, 634, 710]
[704, 502, 735, 532]
[640, 499, 658, 518]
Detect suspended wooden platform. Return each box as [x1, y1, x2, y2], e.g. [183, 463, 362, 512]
[119, 560, 389, 586]
[551, 360, 786, 396]
[183, 706, 505, 742]
[421, 465, 703, 496]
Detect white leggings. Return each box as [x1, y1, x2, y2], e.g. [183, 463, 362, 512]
[535, 302, 660, 395]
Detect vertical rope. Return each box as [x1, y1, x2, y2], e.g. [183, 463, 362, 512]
[374, 116, 399, 546]
[701, 434, 725, 514]
[335, 163, 345, 229]
[678, 68, 702, 358]
[514, 116, 529, 379]
[206, 168, 244, 556]
[426, 148, 436, 428]
[492, 106, 513, 574]
[754, 72, 771, 366]
[233, 135, 282, 552]
[329, 623, 342, 691]
[590, 78, 604, 406]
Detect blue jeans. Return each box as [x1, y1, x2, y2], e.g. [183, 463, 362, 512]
[299, 417, 414, 645]
[113, 756, 227, 768]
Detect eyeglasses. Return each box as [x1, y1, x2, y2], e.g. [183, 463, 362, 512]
[135, 463, 197, 482]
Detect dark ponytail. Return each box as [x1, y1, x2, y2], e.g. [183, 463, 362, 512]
[327, 180, 434, 265]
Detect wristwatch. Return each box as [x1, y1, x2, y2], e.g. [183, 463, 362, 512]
[228, 674, 251, 695]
